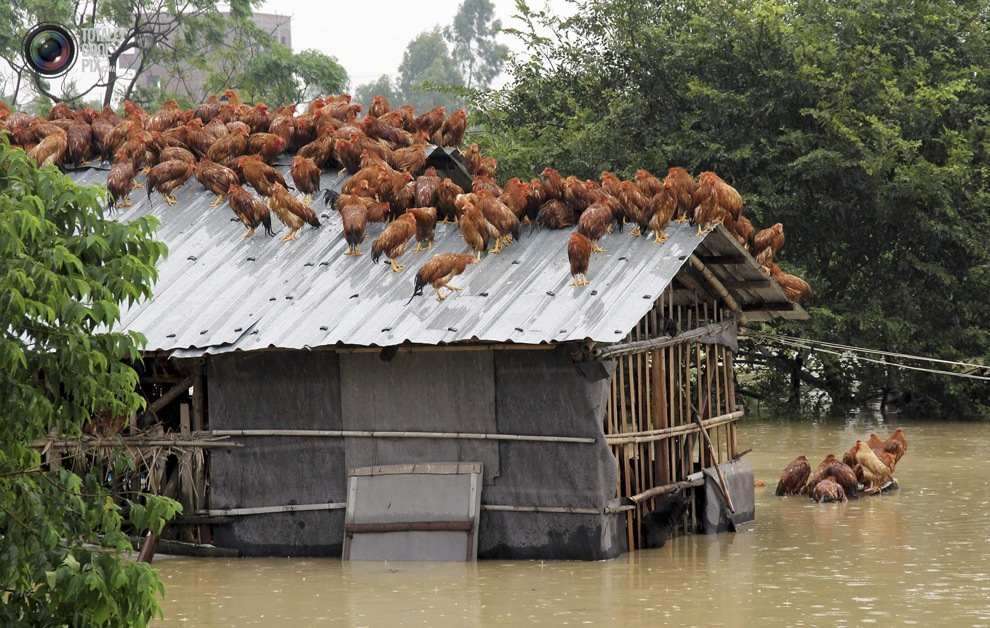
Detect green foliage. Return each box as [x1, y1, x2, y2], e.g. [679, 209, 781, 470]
[397, 28, 465, 111]
[445, 0, 509, 89]
[354, 74, 402, 109]
[224, 42, 348, 106]
[0, 138, 180, 625]
[477, 0, 990, 417]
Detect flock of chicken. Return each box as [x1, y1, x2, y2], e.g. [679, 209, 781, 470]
[0, 91, 811, 303]
[775, 429, 908, 503]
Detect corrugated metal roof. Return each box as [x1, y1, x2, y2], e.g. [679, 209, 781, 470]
[69, 157, 805, 355]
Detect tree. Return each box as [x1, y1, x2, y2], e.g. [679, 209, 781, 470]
[0, 0, 256, 108]
[397, 28, 464, 111]
[0, 137, 180, 625]
[476, 0, 990, 417]
[445, 0, 508, 89]
[354, 74, 401, 109]
[220, 43, 347, 105]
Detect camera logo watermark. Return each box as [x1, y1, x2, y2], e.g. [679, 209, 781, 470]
[23, 23, 153, 77]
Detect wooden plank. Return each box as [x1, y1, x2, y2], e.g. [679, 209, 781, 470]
[191, 363, 205, 432]
[179, 403, 190, 436]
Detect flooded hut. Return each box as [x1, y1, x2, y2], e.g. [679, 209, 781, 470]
[65, 154, 807, 560]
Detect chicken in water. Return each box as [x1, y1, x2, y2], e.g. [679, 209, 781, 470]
[407, 253, 478, 303]
[775, 455, 811, 496]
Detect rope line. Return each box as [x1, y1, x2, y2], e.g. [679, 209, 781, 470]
[752, 332, 988, 370]
[746, 332, 990, 382]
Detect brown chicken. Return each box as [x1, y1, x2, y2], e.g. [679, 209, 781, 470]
[500, 177, 533, 220]
[298, 134, 336, 168]
[247, 132, 287, 163]
[268, 184, 320, 241]
[415, 106, 446, 137]
[240, 156, 289, 197]
[802, 454, 839, 495]
[735, 215, 755, 246]
[407, 206, 438, 251]
[195, 159, 239, 207]
[753, 223, 785, 254]
[159, 146, 196, 165]
[369, 95, 391, 118]
[339, 204, 368, 256]
[568, 231, 594, 287]
[634, 169, 663, 198]
[372, 213, 417, 272]
[438, 109, 467, 147]
[883, 429, 908, 463]
[227, 183, 273, 238]
[775, 455, 811, 496]
[663, 167, 697, 222]
[474, 191, 520, 253]
[812, 478, 847, 503]
[291, 155, 321, 200]
[463, 143, 483, 174]
[770, 265, 812, 304]
[458, 202, 489, 260]
[415, 167, 442, 207]
[536, 199, 576, 230]
[407, 253, 478, 303]
[854, 441, 892, 493]
[64, 121, 92, 167]
[541, 167, 566, 201]
[577, 203, 615, 252]
[194, 95, 221, 123]
[207, 126, 248, 163]
[389, 144, 427, 175]
[824, 460, 859, 497]
[269, 104, 296, 147]
[648, 190, 677, 243]
[436, 178, 464, 223]
[619, 180, 652, 236]
[106, 160, 137, 210]
[147, 159, 193, 205]
[28, 127, 67, 167]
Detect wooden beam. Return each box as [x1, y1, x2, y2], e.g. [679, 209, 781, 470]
[697, 254, 747, 265]
[721, 278, 772, 290]
[628, 478, 704, 504]
[689, 255, 741, 313]
[146, 375, 195, 416]
[741, 302, 795, 312]
[594, 320, 735, 360]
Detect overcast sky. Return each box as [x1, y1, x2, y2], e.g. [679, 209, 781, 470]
[259, 0, 571, 88]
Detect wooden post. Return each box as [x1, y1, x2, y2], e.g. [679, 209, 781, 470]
[179, 403, 191, 436]
[191, 362, 205, 432]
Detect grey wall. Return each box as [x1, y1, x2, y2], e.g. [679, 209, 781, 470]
[208, 350, 344, 556]
[206, 347, 626, 559]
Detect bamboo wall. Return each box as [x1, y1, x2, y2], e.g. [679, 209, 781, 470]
[604, 287, 740, 551]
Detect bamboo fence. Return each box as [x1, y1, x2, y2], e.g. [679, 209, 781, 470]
[604, 287, 740, 551]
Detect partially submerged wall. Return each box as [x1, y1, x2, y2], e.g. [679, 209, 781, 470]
[207, 347, 624, 559]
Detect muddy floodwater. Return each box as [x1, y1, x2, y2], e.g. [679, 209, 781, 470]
[155, 418, 990, 626]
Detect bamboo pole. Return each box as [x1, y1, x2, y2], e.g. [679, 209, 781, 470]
[628, 478, 704, 504]
[688, 255, 741, 313]
[604, 411, 744, 444]
[200, 502, 346, 516]
[210, 429, 596, 444]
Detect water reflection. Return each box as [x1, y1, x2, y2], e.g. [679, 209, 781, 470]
[155, 418, 990, 626]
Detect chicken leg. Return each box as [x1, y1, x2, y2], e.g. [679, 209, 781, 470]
[571, 274, 589, 287]
[345, 245, 362, 256]
[389, 260, 404, 273]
